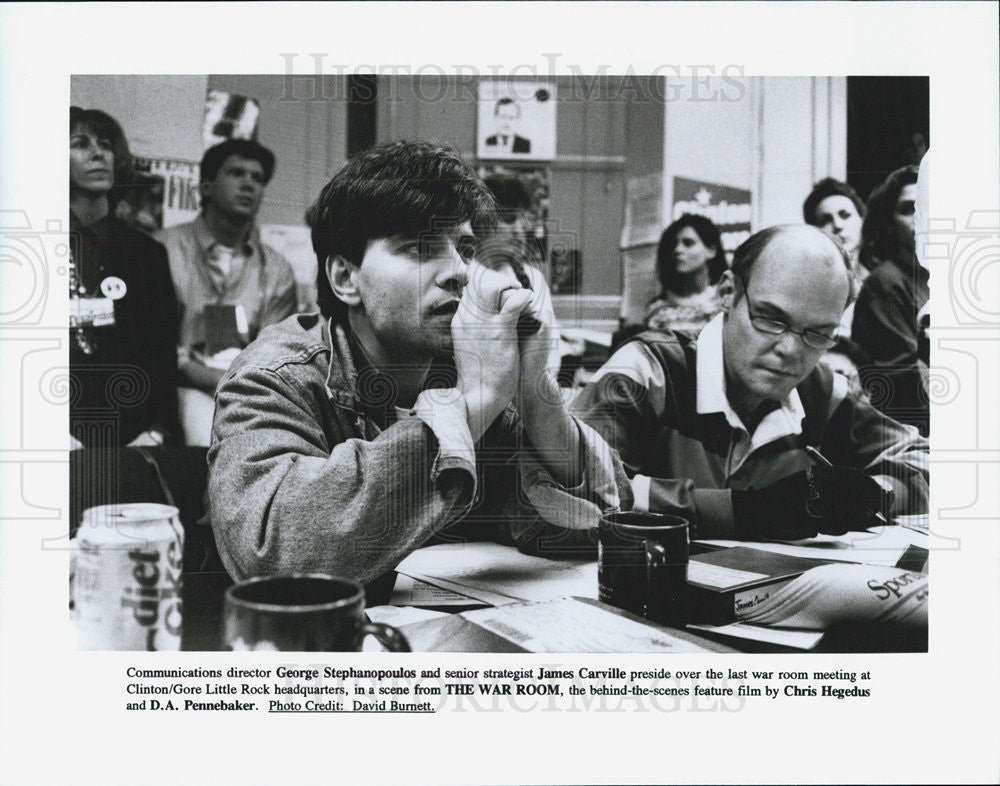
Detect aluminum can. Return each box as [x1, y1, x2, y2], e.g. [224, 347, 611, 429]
[72, 503, 183, 650]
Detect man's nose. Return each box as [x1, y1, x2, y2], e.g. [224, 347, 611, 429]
[437, 244, 469, 290]
[772, 330, 805, 360]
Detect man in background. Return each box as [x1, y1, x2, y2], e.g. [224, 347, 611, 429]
[574, 224, 928, 541]
[156, 138, 297, 444]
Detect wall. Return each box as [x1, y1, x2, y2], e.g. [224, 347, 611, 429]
[71, 74, 209, 162]
[70, 74, 848, 328]
[376, 75, 630, 326]
[621, 76, 847, 323]
[70, 74, 350, 228]
[757, 77, 847, 229]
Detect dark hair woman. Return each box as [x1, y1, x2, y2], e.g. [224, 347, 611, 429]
[851, 163, 928, 436]
[69, 107, 180, 447]
[644, 213, 727, 334]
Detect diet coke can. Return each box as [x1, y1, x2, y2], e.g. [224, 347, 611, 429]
[72, 503, 183, 650]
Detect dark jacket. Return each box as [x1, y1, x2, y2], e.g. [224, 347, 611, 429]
[69, 214, 179, 446]
[852, 252, 930, 436]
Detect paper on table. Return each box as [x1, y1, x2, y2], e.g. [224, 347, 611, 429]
[699, 525, 924, 566]
[739, 562, 927, 630]
[365, 605, 450, 627]
[465, 597, 724, 653]
[363, 606, 451, 650]
[894, 514, 929, 534]
[389, 574, 490, 608]
[686, 622, 825, 650]
[395, 542, 599, 603]
[400, 574, 522, 607]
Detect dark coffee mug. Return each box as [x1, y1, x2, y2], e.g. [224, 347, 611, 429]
[223, 574, 410, 652]
[598, 512, 689, 626]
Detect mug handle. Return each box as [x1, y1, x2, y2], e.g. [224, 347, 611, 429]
[361, 622, 412, 652]
[644, 540, 667, 619]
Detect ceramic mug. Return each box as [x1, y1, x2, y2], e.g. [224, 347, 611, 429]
[598, 512, 689, 626]
[223, 574, 410, 652]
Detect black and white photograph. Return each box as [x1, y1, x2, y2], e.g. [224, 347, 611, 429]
[63, 70, 931, 655]
[477, 79, 557, 160]
[1, 2, 999, 785]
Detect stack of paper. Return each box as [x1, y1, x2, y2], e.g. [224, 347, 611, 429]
[399, 597, 736, 653]
[395, 542, 598, 605]
[699, 524, 924, 566]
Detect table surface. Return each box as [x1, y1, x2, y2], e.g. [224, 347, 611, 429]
[181, 526, 928, 653]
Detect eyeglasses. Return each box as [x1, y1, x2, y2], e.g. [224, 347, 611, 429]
[739, 277, 838, 350]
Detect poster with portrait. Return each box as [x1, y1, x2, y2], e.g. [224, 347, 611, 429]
[477, 80, 556, 161]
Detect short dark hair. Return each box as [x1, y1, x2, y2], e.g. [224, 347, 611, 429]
[70, 106, 134, 199]
[494, 97, 519, 116]
[860, 165, 919, 269]
[656, 213, 728, 292]
[730, 224, 850, 306]
[307, 140, 499, 322]
[802, 177, 866, 225]
[482, 174, 531, 222]
[199, 138, 276, 184]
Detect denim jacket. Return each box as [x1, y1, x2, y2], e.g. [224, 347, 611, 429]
[207, 313, 630, 583]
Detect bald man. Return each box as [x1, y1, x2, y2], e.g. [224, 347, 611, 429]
[573, 225, 928, 541]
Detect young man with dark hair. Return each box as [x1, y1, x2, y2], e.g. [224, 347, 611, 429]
[156, 138, 297, 444]
[208, 140, 627, 590]
[573, 224, 928, 542]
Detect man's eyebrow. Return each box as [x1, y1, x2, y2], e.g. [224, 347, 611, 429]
[753, 298, 839, 329]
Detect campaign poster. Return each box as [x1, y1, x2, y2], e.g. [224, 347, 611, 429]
[203, 89, 261, 149]
[123, 157, 200, 230]
[477, 80, 556, 161]
[671, 176, 753, 260]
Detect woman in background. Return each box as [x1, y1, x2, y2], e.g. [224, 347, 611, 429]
[851, 163, 928, 435]
[644, 213, 728, 335]
[802, 178, 869, 393]
[803, 177, 868, 298]
[69, 106, 179, 447]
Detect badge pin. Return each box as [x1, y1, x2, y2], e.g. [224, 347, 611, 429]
[100, 276, 127, 300]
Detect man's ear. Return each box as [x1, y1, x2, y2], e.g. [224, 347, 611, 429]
[325, 255, 361, 307]
[716, 270, 737, 312]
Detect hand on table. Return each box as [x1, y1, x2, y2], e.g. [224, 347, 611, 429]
[733, 467, 893, 540]
[808, 465, 893, 535]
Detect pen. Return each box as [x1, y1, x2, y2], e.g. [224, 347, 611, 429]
[803, 446, 890, 527]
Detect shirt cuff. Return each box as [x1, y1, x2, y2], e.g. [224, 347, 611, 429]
[411, 388, 477, 482]
[518, 417, 621, 531]
[631, 474, 652, 513]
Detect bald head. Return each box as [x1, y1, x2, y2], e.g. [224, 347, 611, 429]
[732, 224, 851, 310]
